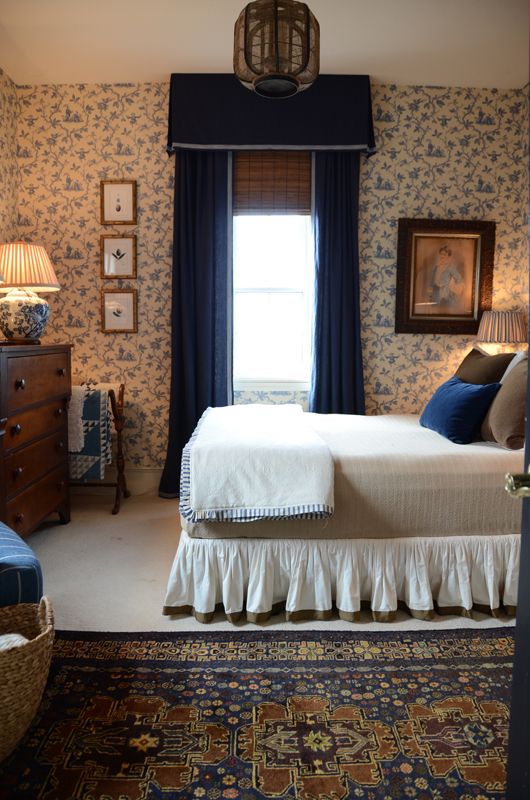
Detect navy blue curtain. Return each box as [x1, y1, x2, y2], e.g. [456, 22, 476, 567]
[159, 150, 232, 498]
[309, 151, 365, 414]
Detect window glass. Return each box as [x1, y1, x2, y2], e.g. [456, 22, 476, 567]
[233, 215, 314, 386]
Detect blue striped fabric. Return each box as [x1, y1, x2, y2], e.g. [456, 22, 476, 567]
[179, 409, 333, 523]
[0, 523, 43, 607]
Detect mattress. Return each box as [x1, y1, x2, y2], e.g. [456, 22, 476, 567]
[183, 413, 524, 540]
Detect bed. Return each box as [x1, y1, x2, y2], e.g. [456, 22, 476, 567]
[163, 407, 523, 623]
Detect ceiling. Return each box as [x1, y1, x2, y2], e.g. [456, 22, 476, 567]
[0, 0, 528, 88]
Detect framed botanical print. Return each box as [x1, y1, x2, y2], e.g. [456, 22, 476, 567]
[100, 234, 137, 279]
[395, 218, 495, 334]
[100, 180, 137, 225]
[101, 288, 138, 333]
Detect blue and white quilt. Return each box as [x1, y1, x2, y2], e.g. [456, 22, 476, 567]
[179, 404, 334, 523]
[68, 388, 112, 481]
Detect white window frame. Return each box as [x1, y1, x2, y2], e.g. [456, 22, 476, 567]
[232, 215, 314, 392]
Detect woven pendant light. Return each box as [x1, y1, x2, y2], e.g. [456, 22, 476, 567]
[234, 0, 320, 98]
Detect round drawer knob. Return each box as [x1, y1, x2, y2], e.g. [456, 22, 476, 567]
[14, 513, 24, 524]
[13, 466, 23, 478]
[11, 424, 22, 435]
[57, 480, 65, 490]
[15, 378, 26, 390]
[56, 441, 65, 451]
[57, 367, 66, 376]
[55, 407, 64, 416]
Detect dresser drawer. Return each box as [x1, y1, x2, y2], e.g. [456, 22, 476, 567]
[4, 399, 68, 451]
[5, 429, 67, 499]
[6, 352, 70, 413]
[6, 464, 68, 536]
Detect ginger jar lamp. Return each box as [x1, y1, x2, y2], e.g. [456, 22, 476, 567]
[0, 242, 60, 343]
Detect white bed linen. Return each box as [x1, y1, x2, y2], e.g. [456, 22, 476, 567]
[164, 413, 523, 621]
[185, 414, 524, 539]
[183, 404, 333, 522]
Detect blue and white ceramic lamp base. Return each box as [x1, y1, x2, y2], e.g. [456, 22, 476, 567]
[0, 288, 50, 341]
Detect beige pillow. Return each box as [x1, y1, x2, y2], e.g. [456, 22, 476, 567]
[455, 348, 516, 384]
[481, 358, 527, 449]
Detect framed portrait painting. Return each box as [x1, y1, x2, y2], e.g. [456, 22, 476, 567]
[100, 180, 137, 225]
[395, 218, 495, 334]
[100, 234, 137, 279]
[101, 288, 138, 333]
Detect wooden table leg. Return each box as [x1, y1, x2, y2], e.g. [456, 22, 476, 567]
[109, 385, 130, 515]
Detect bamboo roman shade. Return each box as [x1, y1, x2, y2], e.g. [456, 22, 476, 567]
[233, 150, 311, 214]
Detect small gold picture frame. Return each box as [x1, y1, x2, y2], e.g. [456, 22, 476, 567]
[100, 234, 137, 279]
[101, 288, 138, 333]
[100, 180, 137, 225]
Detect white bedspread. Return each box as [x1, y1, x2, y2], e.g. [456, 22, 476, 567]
[180, 404, 334, 522]
[185, 413, 524, 539]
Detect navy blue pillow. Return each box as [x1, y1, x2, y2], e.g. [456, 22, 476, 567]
[420, 376, 501, 444]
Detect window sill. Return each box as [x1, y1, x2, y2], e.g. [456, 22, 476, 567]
[234, 381, 310, 392]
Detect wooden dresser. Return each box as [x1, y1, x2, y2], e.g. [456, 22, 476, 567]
[0, 344, 72, 537]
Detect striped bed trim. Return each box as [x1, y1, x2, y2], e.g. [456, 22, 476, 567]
[181, 504, 335, 523]
[179, 409, 333, 523]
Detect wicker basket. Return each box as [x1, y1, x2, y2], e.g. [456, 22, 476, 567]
[0, 596, 54, 762]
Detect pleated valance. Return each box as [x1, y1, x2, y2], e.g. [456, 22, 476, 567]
[167, 73, 375, 153]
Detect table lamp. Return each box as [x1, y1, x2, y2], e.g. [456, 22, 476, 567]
[477, 310, 527, 346]
[0, 241, 60, 343]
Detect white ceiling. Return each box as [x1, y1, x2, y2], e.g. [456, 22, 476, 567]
[0, 0, 528, 88]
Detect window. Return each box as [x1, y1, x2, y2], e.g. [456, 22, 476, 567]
[233, 215, 314, 387]
[232, 151, 314, 390]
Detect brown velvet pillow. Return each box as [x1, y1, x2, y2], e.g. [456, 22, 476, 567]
[455, 348, 516, 384]
[481, 358, 527, 449]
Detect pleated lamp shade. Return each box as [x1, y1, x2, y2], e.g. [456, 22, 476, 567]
[0, 242, 60, 292]
[0, 242, 60, 342]
[477, 310, 527, 343]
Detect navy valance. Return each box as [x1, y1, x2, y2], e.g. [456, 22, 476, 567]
[167, 74, 375, 153]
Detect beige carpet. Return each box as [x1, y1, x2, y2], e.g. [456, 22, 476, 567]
[28, 493, 516, 632]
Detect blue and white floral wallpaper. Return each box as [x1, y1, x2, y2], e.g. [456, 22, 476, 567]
[360, 85, 528, 414]
[0, 68, 19, 242]
[1, 72, 528, 469]
[15, 81, 174, 467]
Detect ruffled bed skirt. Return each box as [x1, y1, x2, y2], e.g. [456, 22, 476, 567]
[163, 531, 520, 623]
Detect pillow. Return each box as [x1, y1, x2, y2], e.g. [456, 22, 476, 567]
[420, 376, 501, 444]
[455, 347, 516, 384]
[500, 350, 527, 383]
[481, 357, 527, 449]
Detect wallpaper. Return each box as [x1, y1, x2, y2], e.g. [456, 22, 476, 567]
[15, 82, 174, 468]
[360, 84, 528, 414]
[8, 79, 530, 470]
[0, 68, 19, 242]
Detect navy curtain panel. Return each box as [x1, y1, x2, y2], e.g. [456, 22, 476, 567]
[309, 151, 365, 415]
[159, 150, 232, 498]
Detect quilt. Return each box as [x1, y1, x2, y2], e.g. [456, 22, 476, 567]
[179, 404, 334, 523]
[68, 388, 112, 481]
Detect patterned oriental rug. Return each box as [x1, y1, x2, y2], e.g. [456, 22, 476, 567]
[0, 629, 514, 800]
